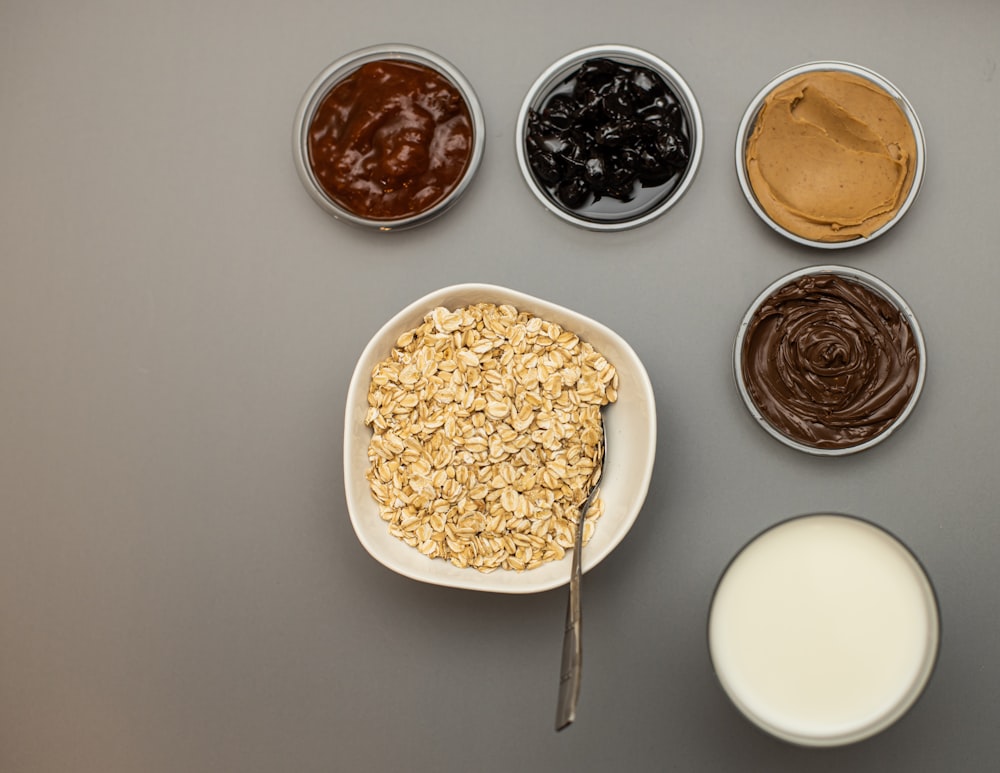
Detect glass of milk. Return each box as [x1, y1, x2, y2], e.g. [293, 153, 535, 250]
[708, 513, 940, 746]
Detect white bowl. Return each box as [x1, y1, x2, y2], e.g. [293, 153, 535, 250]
[344, 283, 657, 593]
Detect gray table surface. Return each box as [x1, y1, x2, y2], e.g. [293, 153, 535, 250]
[3, 1, 999, 771]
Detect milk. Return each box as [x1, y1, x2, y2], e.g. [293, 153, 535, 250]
[708, 514, 939, 746]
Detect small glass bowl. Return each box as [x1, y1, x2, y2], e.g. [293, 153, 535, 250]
[734, 265, 926, 455]
[515, 44, 703, 232]
[735, 61, 925, 249]
[293, 44, 485, 231]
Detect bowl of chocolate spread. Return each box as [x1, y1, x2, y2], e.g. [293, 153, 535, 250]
[735, 62, 925, 248]
[293, 44, 485, 231]
[735, 266, 925, 455]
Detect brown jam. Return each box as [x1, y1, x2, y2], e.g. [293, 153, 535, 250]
[307, 60, 474, 221]
[741, 274, 920, 450]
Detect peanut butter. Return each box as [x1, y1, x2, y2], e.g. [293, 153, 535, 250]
[745, 70, 917, 243]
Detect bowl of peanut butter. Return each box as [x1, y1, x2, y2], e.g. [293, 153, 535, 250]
[735, 61, 925, 248]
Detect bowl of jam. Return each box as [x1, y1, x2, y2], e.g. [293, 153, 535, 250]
[293, 44, 486, 231]
[735, 61, 925, 248]
[515, 45, 703, 231]
[734, 265, 926, 455]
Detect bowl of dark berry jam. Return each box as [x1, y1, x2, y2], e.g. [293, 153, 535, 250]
[516, 45, 703, 231]
[293, 44, 485, 231]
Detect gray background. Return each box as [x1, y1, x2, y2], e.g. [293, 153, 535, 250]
[2, 1, 998, 771]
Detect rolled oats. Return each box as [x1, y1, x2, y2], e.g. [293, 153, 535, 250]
[365, 302, 617, 572]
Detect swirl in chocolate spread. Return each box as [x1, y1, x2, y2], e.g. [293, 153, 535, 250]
[741, 274, 920, 449]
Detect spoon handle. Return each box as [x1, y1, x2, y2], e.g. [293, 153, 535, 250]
[555, 484, 596, 731]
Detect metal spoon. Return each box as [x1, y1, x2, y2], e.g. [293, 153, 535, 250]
[555, 424, 606, 731]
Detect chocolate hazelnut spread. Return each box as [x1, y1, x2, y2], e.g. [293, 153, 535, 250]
[745, 70, 918, 243]
[740, 273, 920, 450]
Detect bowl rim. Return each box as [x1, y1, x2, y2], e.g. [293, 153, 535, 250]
[292, 43, 486, 232]
[515, 43, 704, 232]
[734, 60, 926, 249]
[733, 265, 927, 456]
[706, 511, 941, 747]
[343, 282, 657, 593]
